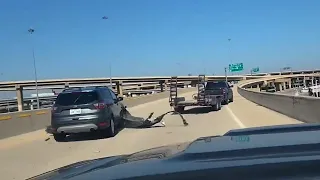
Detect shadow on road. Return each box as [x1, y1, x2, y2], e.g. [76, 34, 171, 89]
[174, 107, 213, 114]
[53, 124, 166, 142]
[57, 127, 125, 142]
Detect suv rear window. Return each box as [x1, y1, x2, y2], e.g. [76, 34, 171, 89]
[206, 81, 227, 89]
[55, 91, 99, 106]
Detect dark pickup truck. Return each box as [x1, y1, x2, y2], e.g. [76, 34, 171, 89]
[205, 81, 233, 104]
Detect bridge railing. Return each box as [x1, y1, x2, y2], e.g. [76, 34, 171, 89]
[237, 73, 320, 123]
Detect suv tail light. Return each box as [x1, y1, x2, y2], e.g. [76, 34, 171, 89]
[94, 103, 106, 109]
[51, 106, 57, 113]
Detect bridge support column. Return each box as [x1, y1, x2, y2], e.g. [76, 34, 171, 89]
[64, 82, 70, 89]
[159, 80, 165, 92]
[312, 76, 315, 86]
[270, 81, 275, 87]
[30, 100, 34, 110]
[282, 82, 286, 90]
[164, 80, 168, 91]
[257, 83, 260, 89]
[15, 85, 24, 112]
[277, 83, 282, 92]
[288, 80, 292, 89]
[116, 81, 123, 96]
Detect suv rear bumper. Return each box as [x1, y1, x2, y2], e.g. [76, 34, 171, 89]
[56, 124, 102, 134]
[52, 114, 112, 134]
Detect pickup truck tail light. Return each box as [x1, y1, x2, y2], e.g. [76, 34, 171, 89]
[223, 89, 226, 94]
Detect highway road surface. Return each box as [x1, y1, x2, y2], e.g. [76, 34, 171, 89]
[0, 87, 302, 180]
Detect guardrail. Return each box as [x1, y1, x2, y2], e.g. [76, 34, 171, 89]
[0, 89, 166, 113]
[0, 87, 196, 139]
[237, 74, 320, 123]
[0, 81, 188, 113]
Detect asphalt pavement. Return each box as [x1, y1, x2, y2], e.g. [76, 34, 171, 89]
[0, 88, 301, 180]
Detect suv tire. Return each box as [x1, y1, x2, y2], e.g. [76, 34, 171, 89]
[118, 109, 126, 128]
[105, 116, 115, 138]
[53, 133, 66, 142]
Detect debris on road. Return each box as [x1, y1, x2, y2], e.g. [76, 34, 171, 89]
[121, 106, 188, 128]
[45, 107, 188, 134]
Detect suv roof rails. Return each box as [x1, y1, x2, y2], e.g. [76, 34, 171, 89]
[224, 123, 320, 136]
[62, 86, 108, 92]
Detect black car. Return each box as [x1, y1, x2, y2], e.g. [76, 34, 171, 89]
[28, 123, 320, 180]
[205, 81, 233, 104]
[50, 86, 125, 141]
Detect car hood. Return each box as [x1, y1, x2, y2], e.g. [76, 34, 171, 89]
[27, 141, 191, 180]
[28, 123, 320, 180]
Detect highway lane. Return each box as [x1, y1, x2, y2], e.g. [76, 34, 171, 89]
[0, 88, 301, 180]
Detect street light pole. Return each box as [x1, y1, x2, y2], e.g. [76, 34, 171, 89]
[228, 38, 233, 75]
[224, 67, 228, 82]
[102, 16, 113, 89]
[0, 73, 10, 112]
[28, 28, 40, 109]
[109, 61, 112, 88]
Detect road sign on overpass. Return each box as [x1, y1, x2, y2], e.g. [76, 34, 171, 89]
[229, 63, 244, 72]
[252, 67, 260, 73]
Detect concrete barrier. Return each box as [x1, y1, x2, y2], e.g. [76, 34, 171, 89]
[238, 87, 320, 123]
[0, 88, 195, 139]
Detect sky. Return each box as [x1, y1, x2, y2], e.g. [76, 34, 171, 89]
[1, 0, 320, 81]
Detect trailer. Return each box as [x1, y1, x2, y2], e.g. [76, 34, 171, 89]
[169, 75, 223, 113]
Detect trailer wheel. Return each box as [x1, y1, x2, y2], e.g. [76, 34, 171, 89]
[212, 102, 221, 111]
[174, 106, 185, 113]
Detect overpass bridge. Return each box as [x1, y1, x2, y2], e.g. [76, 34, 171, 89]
[0, 71, 320, 180]
[1, 69, 320, 113]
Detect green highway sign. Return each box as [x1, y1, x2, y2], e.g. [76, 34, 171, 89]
[252, 67, 260, 73]
[229, 63, 244, 72]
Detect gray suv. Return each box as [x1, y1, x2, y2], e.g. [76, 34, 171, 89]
[51, 86, 125, 141]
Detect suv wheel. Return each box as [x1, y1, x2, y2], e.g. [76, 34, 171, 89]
[53, 133, 66, 142]
[118, 109, 126, 128]
[106, 116, 115, 137]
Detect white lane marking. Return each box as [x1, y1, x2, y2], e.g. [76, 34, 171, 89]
[225, 106, 246, 128]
